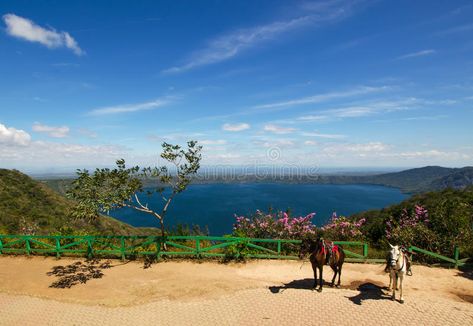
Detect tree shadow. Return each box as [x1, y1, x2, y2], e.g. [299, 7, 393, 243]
[346, 282, 392, 305]
[47, 258, 113, 288]
[269, 278, 316, 293]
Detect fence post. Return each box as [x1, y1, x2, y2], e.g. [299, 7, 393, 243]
[454, 246, 459, 268]
[25, 236, 31, 255]
[55, 237, 61, 259]
[363, 243, 368, 259]
[87, 236, 93, 259]
[196, 237, 201, 258]
[277, 240, 281, 256]
[120, 236, 125, 261]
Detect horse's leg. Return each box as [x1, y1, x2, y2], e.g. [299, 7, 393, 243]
[399, 273, 404, 303]
[388, 271, 392, 291]
[330, 265, 337, 287]
[312, 262, 318, 290]
[391, 270, 396, 300]
[317, 265, 323, 292]
[337, 263, 342, 288]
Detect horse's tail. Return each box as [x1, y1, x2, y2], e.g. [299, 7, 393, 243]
[338, 245, 345, 264]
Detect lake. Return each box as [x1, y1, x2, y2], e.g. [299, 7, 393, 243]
[110, 183, 408, 235]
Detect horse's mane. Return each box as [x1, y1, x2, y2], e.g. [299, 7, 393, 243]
[302, 237, 322, 254]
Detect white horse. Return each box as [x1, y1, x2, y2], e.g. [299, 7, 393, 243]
[387, 244, 408, 303]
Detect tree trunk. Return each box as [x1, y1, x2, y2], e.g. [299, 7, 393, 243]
[160, 215, 167, 251]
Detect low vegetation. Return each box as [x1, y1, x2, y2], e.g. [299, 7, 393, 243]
[351, 186, 473, 258]
[0, 169, 155, 235]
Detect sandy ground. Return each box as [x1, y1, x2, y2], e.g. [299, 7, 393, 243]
[0, 256, 472, 325]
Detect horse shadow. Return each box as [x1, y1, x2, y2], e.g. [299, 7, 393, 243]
[346, 282, 392, 305]
[269, 278, 315, 293]
[457, 264, 473, 280]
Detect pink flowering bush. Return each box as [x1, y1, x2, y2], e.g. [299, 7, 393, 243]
[385, 205, 437, 251]
[233, 210, 317, 239]
[322, 213, 366, 241]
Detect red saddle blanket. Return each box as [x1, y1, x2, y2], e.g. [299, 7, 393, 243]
[320, 243, 339, 255]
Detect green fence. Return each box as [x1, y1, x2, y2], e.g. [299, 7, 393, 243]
[0, 235, 466, 267]
[408, 245, 468, 268]
[0, 235, 367, 261]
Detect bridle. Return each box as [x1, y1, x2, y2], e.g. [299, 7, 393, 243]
[390, 249, 405, 272]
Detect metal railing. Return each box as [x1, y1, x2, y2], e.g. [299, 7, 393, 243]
[0, 235, 367, 261]
[0, 235, 466, 266]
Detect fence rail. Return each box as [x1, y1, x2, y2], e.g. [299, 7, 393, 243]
[0, 235, 466, 266]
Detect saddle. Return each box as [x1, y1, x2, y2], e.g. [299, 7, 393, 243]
[320, 240, 339, 265]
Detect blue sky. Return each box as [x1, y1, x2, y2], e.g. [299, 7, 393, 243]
[1, 0, 472, 173]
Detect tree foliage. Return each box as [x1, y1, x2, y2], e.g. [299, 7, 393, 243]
[67, 141, 202, 236]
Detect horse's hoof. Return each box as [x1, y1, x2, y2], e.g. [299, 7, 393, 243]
[329, 283, 334, 288]
[336, 285, 341, 289]
[391, 296, 395, 301]
[400, 299, 404, 304]
[317, 287, 323, 293]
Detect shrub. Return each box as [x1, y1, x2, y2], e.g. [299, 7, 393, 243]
[232, 210, 317, 239]
[322, 213, 366, 241]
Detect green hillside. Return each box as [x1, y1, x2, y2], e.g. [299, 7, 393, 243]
[350, 186, 473, 256]
[364, 166, 473, 193]
[0, 169, 155, 235]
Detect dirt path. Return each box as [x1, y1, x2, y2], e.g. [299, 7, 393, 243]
[0, 256, 472, 325]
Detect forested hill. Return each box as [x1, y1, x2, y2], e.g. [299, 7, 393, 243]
[360, 166, 473, 193]
[349, 186, 473, 255]
[0, 169, 153, 235]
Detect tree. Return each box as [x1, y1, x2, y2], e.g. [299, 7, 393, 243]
[67, 141, 202, 238]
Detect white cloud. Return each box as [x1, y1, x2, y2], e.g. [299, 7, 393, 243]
[0, 123, 31, 146]
[32, 122, 69, 138]
[298, 115, 328, 122]
[396, 49, 436, 60]
[253, 86, 388, 110]
[222, 123, 250, 132]
[321, 142, 389, 156]
[304, 140, 318, 146]
[329, 106, 379, 118]
[199, 139, 227, 145]
[264, 124, 296, 134]
[3, 14, 84, 55]
[301, 132, 346, 139]
[148, 132, 205, 143]
[88, 99, 169, 116]
[164, 16, 312, 74]
[436, 23, 473, 36]
[78, 128, 98, 138]
[163, 1, 363, 73]
[295, 98, 419, 123]
[261, 139, 295, 148]
[0, 140, 127, 170]
[393, 150, 467, 159]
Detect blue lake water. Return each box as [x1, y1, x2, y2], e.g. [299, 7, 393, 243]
[109, 183, 408, 235]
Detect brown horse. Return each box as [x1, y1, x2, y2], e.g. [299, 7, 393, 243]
[299, 238, 345, 292]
